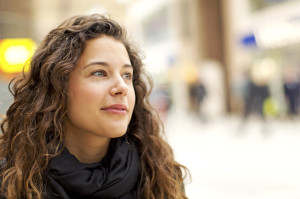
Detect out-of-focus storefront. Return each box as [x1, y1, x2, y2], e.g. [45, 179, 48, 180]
[126, 0, 202, 117]
[3, 0, 298, 119]
[227, 0, 300, 117]
[126, 0, 228, 119]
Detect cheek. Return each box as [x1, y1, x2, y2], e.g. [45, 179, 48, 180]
[68, 84, 104, 107]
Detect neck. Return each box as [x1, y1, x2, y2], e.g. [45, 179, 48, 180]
[64, 130, 110, 164]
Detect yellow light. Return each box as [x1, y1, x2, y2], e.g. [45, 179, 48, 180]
[0, 38, 36, 74]
[181, 63, 198, 83]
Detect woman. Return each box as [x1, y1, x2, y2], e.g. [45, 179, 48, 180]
[0, 14, 189, 199]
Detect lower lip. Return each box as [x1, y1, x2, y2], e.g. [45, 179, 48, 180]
[102, 109, 127, 115]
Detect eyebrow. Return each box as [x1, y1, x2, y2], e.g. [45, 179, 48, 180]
[83, 61, 133, 69]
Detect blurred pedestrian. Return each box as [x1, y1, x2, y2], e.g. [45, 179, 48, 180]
[242, 60, 275, 121]
[0, 14, 189, 199]
[189, 78, 207, 122]
[243, 80, 270, 119]
[238, 60, 275, 134]
[283, 67, 300, 116]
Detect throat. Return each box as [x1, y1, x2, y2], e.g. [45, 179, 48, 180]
[64, 133, 111, 163]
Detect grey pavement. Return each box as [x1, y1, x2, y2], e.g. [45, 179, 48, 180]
[165, 112, 300, 199]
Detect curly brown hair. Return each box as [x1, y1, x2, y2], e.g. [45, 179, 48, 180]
[0, 14, 189, 199]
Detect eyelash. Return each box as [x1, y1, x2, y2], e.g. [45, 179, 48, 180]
[91, 70, 133, 80]
[92, 70, 107, 77]
[122, 72, 132, 80]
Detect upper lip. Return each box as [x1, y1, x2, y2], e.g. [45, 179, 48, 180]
[101, 104, 128, 111]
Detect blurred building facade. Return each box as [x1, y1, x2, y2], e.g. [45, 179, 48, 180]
[125, 0, 228, 119]
[1, 0, 136, 41]
[1, 0, 300, 118]
[0, 0, 34, 38]
[227, 0, 300, 117]
[123, 0, 300, 118]
[31, 0, 134, 42]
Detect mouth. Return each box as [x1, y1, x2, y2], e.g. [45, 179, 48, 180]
[101, 104, 128, 114]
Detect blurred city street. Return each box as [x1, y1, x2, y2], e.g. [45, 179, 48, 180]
[1, 0, 300, 198]
[165, 112, 300, 199]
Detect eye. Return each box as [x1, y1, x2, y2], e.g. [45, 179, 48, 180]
[92, 70, 107, 77]
[122, 72, 132, 80]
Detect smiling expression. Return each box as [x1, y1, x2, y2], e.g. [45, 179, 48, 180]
[65, 35, 136, 140]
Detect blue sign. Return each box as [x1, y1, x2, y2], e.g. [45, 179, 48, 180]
[241, 33, 257, 47]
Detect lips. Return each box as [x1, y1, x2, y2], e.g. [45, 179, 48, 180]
[101, 104, 128, 114]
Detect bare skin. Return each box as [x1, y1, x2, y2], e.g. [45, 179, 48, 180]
[64, 36, 135, 163]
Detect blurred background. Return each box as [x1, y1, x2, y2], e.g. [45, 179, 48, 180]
[1, 0, 300, 198]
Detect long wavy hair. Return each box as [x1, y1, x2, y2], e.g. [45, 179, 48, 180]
[0, 14, 189, 199]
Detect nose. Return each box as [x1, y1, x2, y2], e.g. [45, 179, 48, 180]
[110, 76, 128, 96]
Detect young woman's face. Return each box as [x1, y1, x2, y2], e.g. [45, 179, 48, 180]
[65, 36, 135, 139]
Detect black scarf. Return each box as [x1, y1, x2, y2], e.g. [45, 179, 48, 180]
[45, 137, 140, 199]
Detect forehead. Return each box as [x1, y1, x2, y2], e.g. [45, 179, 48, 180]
[85, 35, 126, 53]
[76, 36, 130, 66]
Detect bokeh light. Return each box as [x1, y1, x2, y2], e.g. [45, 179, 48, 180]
[0, 38, 36, 74]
